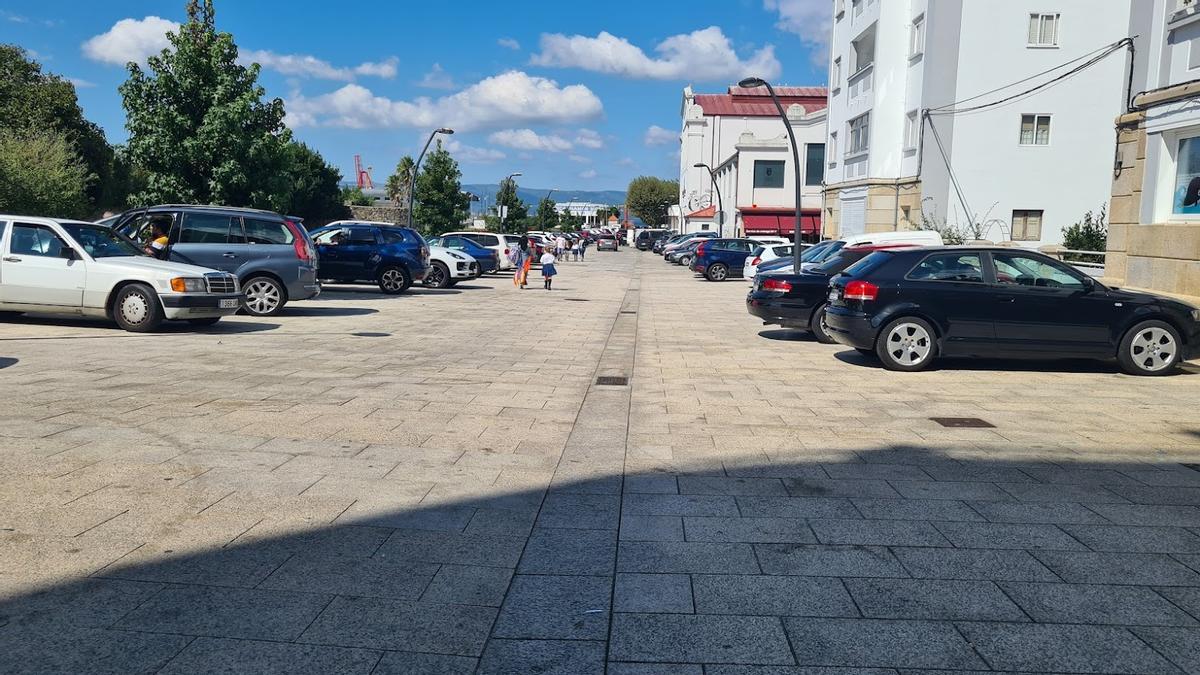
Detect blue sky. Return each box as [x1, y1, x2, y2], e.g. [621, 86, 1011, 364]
[0, 1, 828, 192]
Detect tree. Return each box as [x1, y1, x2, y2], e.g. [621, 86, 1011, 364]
[560, 212, 585, 231]
[385, 155, 415, 207]
[626, 176, 679, 227]
[277, 142, 347, 223]
[119, 0, 290, 209]
[0, 44, 116, 211]
[1062, 204, 1108, 263]
[494, 176, 528, 232]
[340, 186, 373, 206]
[0, 127, 91, 218]
[535, 197, 560, 231]
[413, 140, 469, 235]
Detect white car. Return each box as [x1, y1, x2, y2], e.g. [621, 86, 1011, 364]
[0, 216, 242, 332]
[743, 243, 796, 280]
[442, 231, 513, 271]
[424, 245, 479, 288]
[749, 236, 790, 246]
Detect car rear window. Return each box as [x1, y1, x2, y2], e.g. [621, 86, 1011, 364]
[773, 245, 793, 256]
[908, 253, 985, 282]
[750, 246, 765, 257]
[243, 217, 294, 245]
[464, 234, 498, 247]
[841, 251, 894, 278]
[382, 228, 424, 245]
[179, 213, 236, 244]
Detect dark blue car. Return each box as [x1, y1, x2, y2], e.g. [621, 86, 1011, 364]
[309, 222, 429, 294]
[427, 234, 499, 274]
[690, 238, 759, 281]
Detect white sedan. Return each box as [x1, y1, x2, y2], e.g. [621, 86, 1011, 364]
[424, 245, 480, 288]
[743, 243, 796, 281]
[0, 215, 242, 331]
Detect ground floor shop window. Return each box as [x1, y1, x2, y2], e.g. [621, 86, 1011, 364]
[1174, 136, 1200, 215]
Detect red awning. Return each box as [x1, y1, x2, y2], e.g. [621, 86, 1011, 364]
[742, 211, 820, 236]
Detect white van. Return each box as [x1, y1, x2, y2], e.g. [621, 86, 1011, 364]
[802, 230, 943, 270]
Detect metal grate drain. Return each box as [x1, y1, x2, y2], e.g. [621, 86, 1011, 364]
[351, 332, 391, 338]
[620, 310, 637, 314]
[930, 417, 995, 429]
[596, 376, 628, 386]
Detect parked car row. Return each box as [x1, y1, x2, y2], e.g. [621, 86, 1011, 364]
[1, 204, 569, 333]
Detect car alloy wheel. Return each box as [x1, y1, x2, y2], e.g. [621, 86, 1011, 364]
[377, 266, 410, 295]
[243, 277, 284, 316]
[707, 264, 728, 282]
[423, 262, 450, 289]
[879, 319, 936, 371]
[1119, 320, 1182, 375]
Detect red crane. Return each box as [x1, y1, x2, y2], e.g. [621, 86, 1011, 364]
[354, 155, 374, 190]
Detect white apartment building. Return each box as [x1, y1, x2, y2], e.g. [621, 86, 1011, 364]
[1104, 0, 1200, 299]
[676, 86, 828, 237]
[554, 201, 610, 228]
[824, 0, 1133, 245]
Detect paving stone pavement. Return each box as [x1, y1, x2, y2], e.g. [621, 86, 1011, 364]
[1, 248, 1200, 674]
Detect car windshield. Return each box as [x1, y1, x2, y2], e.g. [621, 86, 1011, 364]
[60, 223, 145, 258]
[811, 250, 868, 275]
[804, 240, 843, 263]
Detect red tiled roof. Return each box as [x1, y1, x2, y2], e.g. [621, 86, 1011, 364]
[685, 205, 716, 219]
[694, 85, 829, 117]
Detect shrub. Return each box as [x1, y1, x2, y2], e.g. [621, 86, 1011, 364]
[1062, 205, 1107, 263]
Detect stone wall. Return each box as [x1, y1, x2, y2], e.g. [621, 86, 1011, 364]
[823, 180, 924, 238]
[1105, 112, 1200, 300]
[347, 204, 408, 225]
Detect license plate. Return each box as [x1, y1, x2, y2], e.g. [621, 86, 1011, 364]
[219, 298, 240, 309]
[828, 289, 839, 302]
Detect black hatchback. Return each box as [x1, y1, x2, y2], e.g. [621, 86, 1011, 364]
[825, 247, 1200, 375]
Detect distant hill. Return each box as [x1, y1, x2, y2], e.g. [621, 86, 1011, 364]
[462, 184, 626, 207]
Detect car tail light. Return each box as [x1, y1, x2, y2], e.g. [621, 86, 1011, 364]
[696, 243, 707, 255]
[284, 219, 315, 262]
[844, 280, 879, 301]
[750, 257, 761, 266]
[762, 278, 792, 293]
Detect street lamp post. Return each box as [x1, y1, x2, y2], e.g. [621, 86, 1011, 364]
[499, 171, 522, 230]
[693, 163, 724, 237]
[408, 127, 454, 229]
[739, 77, 803, 274]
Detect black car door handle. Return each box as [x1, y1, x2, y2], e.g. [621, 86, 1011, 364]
[997, 295, 1016, 303]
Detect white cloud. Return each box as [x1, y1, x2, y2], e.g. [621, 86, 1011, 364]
[238, 50, 397, 81]
[574, 128, 603, 149]
[488, 128, 573, 152]
[617, 157, 636, 167]
[285, 70, 602, 132]
[444, 139, 506, 164]
[568, 154, 591, 164]
[643, 125, 676, 147]
[579, 169, 598, 179]
[764, 0, 832, 65]
[82, 16, 179, 65]
[530, 27, 780, 81]
[418, 63, 456, 90]
[498, 37, 521, 50]
[68, 78, 96, 89]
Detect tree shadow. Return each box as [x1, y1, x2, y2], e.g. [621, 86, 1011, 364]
[834, 349, 1198, 376]
[2, 444, 1199, 674]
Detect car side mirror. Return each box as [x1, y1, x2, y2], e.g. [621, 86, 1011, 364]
[1081, 276, 1096, 292]
[59, 247, 77, 260]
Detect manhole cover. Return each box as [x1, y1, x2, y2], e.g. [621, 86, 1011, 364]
[596, 376, 628, 386]
[351, 332, 391, 338]
[930, 417, 995, 428]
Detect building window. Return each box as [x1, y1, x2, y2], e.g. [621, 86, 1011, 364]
[904, 111, 919, 149]
[851, 27, 876, 73]
[753, 160, 786, 188]
[847, 113, 870, 156]
[829, 132, 838, 165]
[1028, 13, 1059, 47]
[1019, 114, 1051, 146]
[852, 0, 863, 19]
[832, 57, 842, 90]
[1011, 210, 1044, 241]
[804, 144, 826, 186]
[1173, 136, 1200, 214]
[836, 0, 845, 17]
[910, 14, 925, 57]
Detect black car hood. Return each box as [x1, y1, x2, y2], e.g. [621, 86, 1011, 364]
[1105, 285, 1198, 312]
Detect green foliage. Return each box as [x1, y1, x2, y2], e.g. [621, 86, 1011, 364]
[560, 212, 585, 231]
[917, 211, 968, 245]
[494, 176, 528, 232]
[1062, 205, 1108, 262]
[413, 140, 469, 235]
[0, 44, 118, 211]
[535, 198, 560, 231]
[119, 0, 290, 209]
[385, 155, 415, 207]
[626, 176, 678, 227]
[340, 186, 373, 206]
[0, 127, 92, 218]
[277, 142, 348, 223]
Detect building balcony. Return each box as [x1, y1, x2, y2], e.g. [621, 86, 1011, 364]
[848, 64, 874, 104]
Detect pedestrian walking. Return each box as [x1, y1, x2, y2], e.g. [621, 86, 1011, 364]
[579, 236, 588, 261]
[540, 249, 557, 290]
[555, 234, 568, 260]
[571, 239, 581, 261]
[512, 235, 530, 289]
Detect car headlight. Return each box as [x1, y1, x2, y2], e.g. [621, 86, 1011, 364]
[1192, 308, 1200, 322]
[448, 251, 466, 260]
[170, 277, 206, 293]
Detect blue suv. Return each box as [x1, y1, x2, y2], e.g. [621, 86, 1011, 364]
[691, 238, 758, 281]
[308, 221, 429, 294]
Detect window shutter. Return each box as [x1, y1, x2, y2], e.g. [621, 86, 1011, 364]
[1028, 14, 1040, 43]
[1020, 116, 1035, 145]
[1043, 15, 1057, 45]
[1028, 211, 1043, 239]
[1035, 117, 1051, 145]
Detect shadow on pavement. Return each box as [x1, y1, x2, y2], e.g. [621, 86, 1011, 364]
[0, 316, 280, 336]
[758, 329, 816, 342]
[2, 446, 1199, 674]
[277, 306, 379, 318]
[0, 357, 16, 368]
[833, 349, 1198, 376]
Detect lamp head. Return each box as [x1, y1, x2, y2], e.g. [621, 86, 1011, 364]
[436, 127, 454, 135]
[693, 163, 708, 169]
[738, 77, 766, 89]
